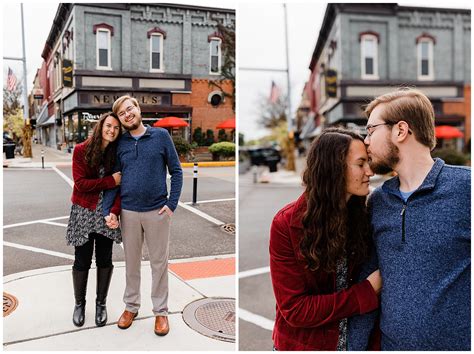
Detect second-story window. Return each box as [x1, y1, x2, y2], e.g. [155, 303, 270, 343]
[360, 34, 379, 79]
[96, 29, 111, 69]
[417, 38, 434, 80]
[150, 34, 164, 72]
[210, 38, 221, 74]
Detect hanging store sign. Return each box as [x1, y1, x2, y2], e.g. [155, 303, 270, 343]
[63, 59, 73, 87]
[325, 69, 337, 98]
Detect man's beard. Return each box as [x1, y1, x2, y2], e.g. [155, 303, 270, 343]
[123, 115, 141, 131]
[369, 141, 400, 175]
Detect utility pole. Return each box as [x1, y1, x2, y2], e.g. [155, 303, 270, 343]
[239, 3, 296, 171]
[283, 3, 295, 171]
[3, 4, 32, 157]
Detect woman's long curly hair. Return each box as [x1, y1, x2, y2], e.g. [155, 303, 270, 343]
[84, 112, 122, 174]
[300, 128, 371, 273]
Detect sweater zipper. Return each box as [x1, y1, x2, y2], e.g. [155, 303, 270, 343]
[400, 203, 407, 243]
[135, 140, 138, 159]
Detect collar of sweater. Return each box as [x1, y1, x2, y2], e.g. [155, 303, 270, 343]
[382, 158, 445, 197]
[122, 124, 152, 139]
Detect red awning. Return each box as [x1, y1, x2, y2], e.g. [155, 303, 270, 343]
[216, 117, 236, 129]
[435, 125, 464, 139]
[153, 116, 189, 128]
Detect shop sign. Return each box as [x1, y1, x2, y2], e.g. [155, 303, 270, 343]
[83, 112, 101, 122]
[91, 94, 168, 105]
[63, 59, 73, 87]
[325, 69, 337, 98]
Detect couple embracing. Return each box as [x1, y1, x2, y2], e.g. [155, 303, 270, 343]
[270, 88, 470, 351]
[65, 95, 183, 336]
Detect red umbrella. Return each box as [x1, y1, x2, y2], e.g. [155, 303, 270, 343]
[216, 117, 236, 129]
[153, 116, 189, 128]
[435, 125, 464, 139]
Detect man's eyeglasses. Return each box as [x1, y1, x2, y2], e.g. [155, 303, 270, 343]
[117, 105, 135, 118]
[365, 123, 391, 137]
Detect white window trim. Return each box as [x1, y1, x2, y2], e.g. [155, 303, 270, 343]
[96, 28, 112, 70]
[417, 38, 434, 81]
[149, 33, 164, 73]
[360, 34, 379, 80]
[209, 37, 222, 75]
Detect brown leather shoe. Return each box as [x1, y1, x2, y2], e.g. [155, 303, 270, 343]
[154, 315, 169, 336]
[117, 310, 138, 329]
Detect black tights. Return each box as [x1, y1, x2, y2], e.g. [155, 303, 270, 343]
[73, 233, 113, 271]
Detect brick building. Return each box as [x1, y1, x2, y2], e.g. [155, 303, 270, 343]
[31, 3, 235, 149]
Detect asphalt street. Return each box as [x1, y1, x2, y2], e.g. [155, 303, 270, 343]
[238, 167, 304, 351]
[3, 166, 236, 276]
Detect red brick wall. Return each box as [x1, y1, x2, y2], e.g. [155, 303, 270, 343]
[443, 85, 471, 143]
[189, 79, 234, 142]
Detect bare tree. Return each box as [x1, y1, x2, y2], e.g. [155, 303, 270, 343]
[257, 93, 288, 129]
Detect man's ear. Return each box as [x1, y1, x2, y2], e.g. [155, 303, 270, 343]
[396, 121, 410, 141]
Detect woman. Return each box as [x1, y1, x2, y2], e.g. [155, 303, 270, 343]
[269, 128, 382, 350]
[66, 112, 122, 328]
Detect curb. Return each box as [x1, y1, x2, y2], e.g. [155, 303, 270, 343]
[181, 161, 235, 168]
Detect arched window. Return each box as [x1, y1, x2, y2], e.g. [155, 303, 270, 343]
[417, 34, 435, 80]
[360, 33, 379, 79]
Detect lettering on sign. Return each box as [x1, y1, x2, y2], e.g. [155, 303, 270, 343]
[92, 94, 165, 105]
[83, 112, 101, 122]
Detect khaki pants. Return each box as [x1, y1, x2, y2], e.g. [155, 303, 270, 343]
[121, 209, 170, 315]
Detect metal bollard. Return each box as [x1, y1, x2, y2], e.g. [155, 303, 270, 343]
[41, 149, 45, 169]
[192, 162, 198, 205]
[252, 165, 258, 184]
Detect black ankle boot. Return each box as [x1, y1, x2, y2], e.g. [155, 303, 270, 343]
[72, 269, 89, 327]
[95, 266, 113, 327]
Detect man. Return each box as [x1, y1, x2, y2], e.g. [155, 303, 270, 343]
[348, 88, 470, 350]
[103, 95, 183, 336]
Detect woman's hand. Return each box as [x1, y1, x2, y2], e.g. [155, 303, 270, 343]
[112, 172, 121, 186]
[105, 213, 119, 229]
[367, 269, 382, 295]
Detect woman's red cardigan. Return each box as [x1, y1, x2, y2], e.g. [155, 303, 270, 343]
[70, 141, 121, 216]
[269, 193, 378, 350]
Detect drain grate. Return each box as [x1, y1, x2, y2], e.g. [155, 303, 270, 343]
[221, 223, 235, 235]
[182, 298, 235, 343]
[3, 292, 18, 317]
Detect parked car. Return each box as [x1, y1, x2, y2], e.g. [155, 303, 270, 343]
[240, 145, 282, 172]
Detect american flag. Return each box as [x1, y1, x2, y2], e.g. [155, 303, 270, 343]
[7, 67, 17, 91]
[269, 80, 281, 104]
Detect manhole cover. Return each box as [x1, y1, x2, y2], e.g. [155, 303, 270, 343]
[182, 298, 235, 343]
[221, 223, 235, 235]
[3, 292, 18, 317]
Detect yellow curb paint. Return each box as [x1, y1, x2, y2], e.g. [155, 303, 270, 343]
[181, 161, 235, 168]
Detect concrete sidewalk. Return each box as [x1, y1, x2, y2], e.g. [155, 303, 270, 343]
[3, 143, 235, 168]
[3, 256, 236, 350]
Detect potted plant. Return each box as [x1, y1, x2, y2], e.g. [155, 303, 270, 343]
[209, 142, 235, 161]
[172, 136, 192, 162]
